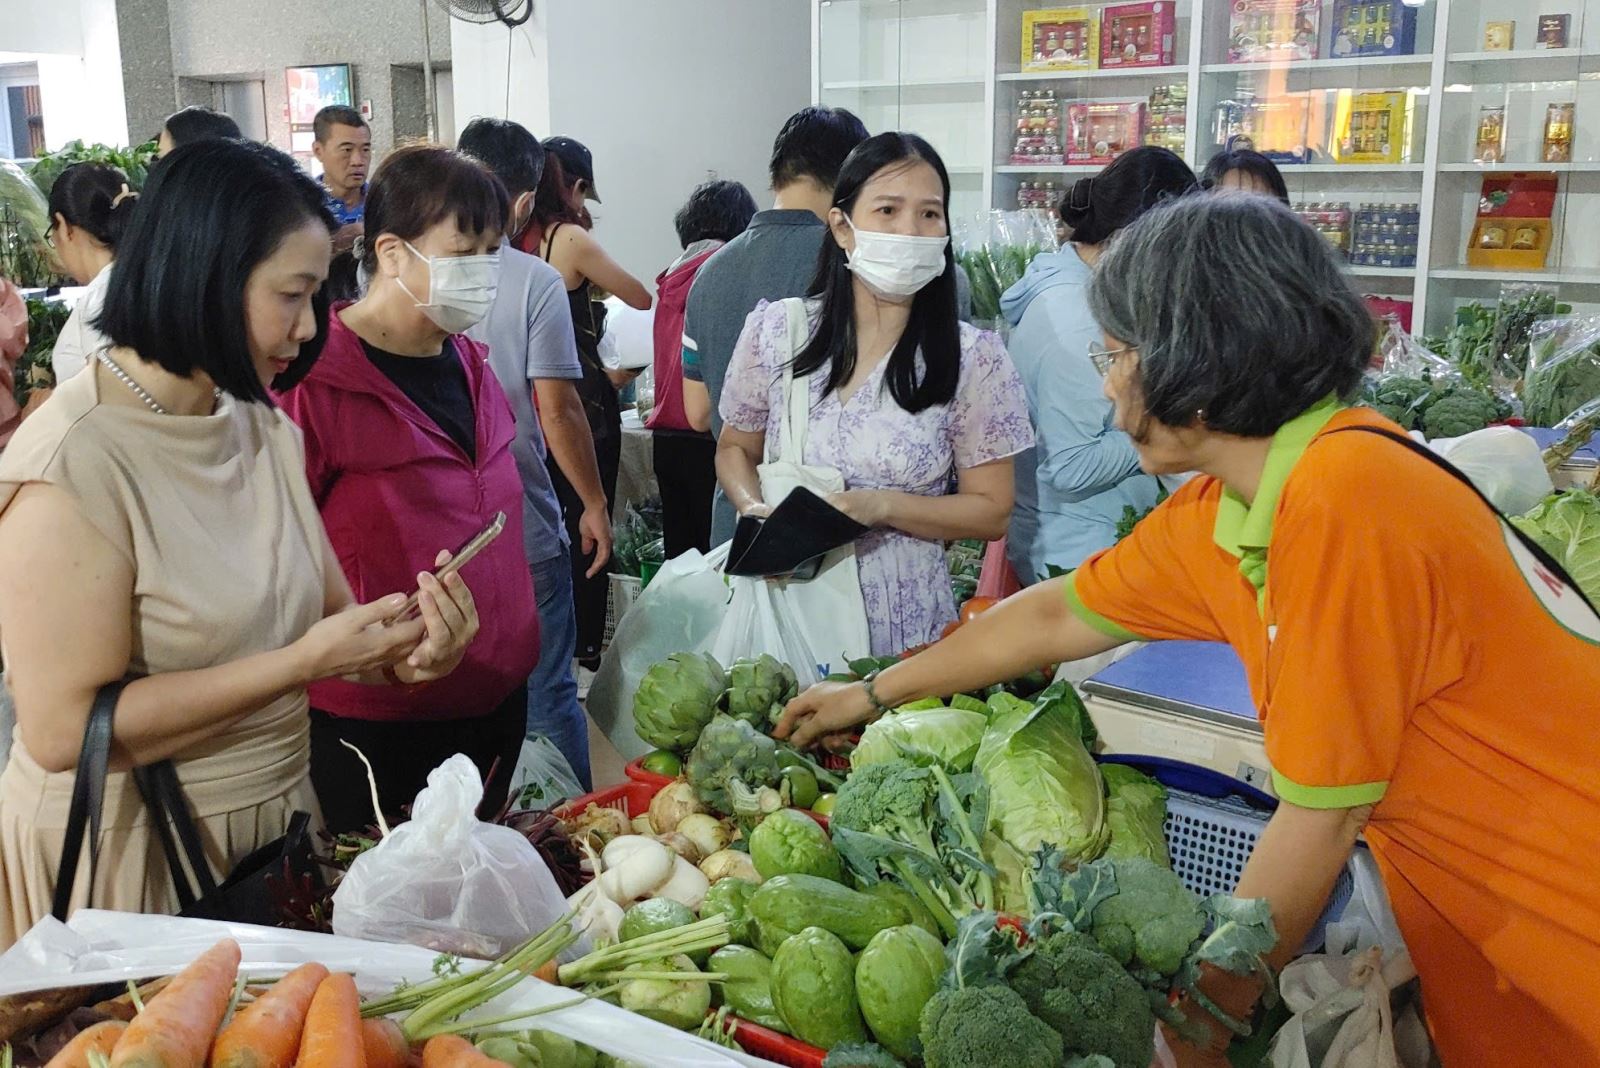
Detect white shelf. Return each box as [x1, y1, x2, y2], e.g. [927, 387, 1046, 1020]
[1201, 55, 1433, 75]
[1348, 265, 1418, 279]
[820, 76, 985, 91]
[1431, 266, 1600, 285]
[999, 65, 1189, 82]
[1280, 164, 1428, 174]
[1446, 48, 1594, 65]
[1437, 162, 1600, 173]
[995, 164, 1104, 174]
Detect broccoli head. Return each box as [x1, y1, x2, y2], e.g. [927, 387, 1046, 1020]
[1421, 388, 1499, 440]
[685, 714, 781, 814]
[832, 759, 939, 836]
[918, 985, 1064, 1068]
[1363, 375, 1436, 430]
[1087, 858, 1205, 978]
[821, 1043, 906, 1068]
[1010, 930, 1155, 1068]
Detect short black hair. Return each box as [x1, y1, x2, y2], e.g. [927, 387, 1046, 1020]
[458, 117, 546, 196]
[96, 139, 336, 404]
[1200, 149, 1290, 206]
[314, 105, 367, 143]
[161, 106, 242, 148]
[673, 179, 757, 247]
[48, 162, 138, 252]
[359, 145, 509, 272]
[795, 132, 960, 415]
[769, 106, 869, 191]
[1088, 194, 1374, 438]
[1059, 146, 1197, 245]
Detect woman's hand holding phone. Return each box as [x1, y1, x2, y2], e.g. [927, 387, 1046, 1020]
[386, 548, 482, 684]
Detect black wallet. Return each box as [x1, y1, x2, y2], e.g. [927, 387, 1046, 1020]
[726, 486, 869, 579]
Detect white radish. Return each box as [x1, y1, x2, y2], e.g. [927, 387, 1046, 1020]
[597, 838, 674, 903]
[676, 813, 731, 858]
[649, 855, 711, 910]
[574, 887, 625, 943]
[602, 834, 665, 867]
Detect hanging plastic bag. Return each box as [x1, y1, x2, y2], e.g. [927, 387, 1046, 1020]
[1524, 315, 1600, 428]
[586, 545, 732, 763]
[1430, 425, 1555, 516]
[508, 735, 584, 809]
[1323, 849, 1407, 958]
[331, 755, 570, 959]
[1267, 946, 1432, 1068]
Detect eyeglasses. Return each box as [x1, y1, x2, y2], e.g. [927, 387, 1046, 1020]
[1088, 342, 1134, 377]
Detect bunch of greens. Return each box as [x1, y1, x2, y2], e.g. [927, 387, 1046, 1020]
[1513, 489, 1600, 607]
[947, 539, 983, 608]
[25, 139, 157, 197]
[15, 299, 70, 408]
[611, 498, 664, 577]
[1423, 289, 1568, 391]
[830, 758, 998, 940]
[1523, 317, 1600, 429]
[958, 243, 1043, 325]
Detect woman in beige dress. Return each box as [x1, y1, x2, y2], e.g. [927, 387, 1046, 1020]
[0, 139, 482, 948]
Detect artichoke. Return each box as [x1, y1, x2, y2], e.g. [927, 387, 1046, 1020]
[633, 652, 728, 751]
[686, 714, 783, 816]
[722, 655, 799, 728]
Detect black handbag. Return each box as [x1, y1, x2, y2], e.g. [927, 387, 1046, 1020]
[51, 681, 320, 924]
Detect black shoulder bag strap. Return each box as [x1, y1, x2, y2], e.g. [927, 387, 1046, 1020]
[133, 759, 224, 915]
[1327, 425, 1599, 617]
[51, 681, 127, 921]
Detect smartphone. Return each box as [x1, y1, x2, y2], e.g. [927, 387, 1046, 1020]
[395, 511, 506, 621]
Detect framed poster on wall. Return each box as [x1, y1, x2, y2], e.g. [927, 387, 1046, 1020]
[285, 63, 352, 162]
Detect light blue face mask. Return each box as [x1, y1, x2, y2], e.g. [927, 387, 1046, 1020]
[842, 213, 949, 301]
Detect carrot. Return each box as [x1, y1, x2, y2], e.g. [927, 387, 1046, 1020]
[532, 959, 559, 986]
[44, 1021, 129, 1068]
[111, 938, 241, 1068]
[208, 962, 329, 1068]
[359, 1018, 411, 1068]
[419, 1036, 509, 1068]
[291, 975, 361, 1068]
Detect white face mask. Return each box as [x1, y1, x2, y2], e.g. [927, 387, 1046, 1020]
[397, 241, 501, 333]
[842, 213, 949, 301]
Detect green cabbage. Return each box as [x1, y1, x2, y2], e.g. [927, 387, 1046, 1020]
[974, 684, 1108, 862]
[850, 706, 988, 773]
[1100, 764, 1170, 867]
[1513, 490, 1600, 608]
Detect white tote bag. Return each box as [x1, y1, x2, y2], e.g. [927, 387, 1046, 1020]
[711, 299, 871, 682]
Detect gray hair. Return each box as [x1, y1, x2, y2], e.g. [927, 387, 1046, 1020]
[1088, 192, 1374, 437]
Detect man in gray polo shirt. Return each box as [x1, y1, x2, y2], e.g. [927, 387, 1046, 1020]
[461, 118, 611, 790]
[682, 106, 870, 545]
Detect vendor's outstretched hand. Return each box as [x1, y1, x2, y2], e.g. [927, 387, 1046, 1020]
[774, 680, 878, 750]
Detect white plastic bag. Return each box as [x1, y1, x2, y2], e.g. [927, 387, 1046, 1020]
[331, 755, 569, 958]
[1267, 946, 1432, 1068]
[711, 577, 837, 689]
[1431, 426, 1554, 516]
[587, 546, 732, 762]
[509, 735, 584, 808]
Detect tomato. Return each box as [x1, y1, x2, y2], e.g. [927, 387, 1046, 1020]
[959, 596, 998, 624]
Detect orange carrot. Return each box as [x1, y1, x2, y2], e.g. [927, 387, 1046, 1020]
[359, 1018, 411, 1068]
[208, 961, 330, 1068]
[291, 974, 362, 1068]
[420, 1036, 510, 1068]
[532, 959, 560, 986]
[111, 937, 242, 1068]
[44, 1020, 129, 1068]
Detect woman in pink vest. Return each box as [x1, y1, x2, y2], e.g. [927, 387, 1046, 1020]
[279, 146, 539, 832]
[648, 180, 757, 557]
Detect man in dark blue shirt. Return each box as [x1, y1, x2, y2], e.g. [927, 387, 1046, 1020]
[313, 105, 372, 253]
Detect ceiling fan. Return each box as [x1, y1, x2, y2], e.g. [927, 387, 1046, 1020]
[419, 0, 535, 138]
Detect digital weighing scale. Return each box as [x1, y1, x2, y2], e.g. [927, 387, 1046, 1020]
[1080, 640, 1275, 796]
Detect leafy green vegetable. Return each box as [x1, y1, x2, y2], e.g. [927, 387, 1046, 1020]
[1524, 321, 1600, 429]
[684, 712, 779, 814]
[0, 161, 55, 287]
[855, 925, 945, 1060]
[748, 808, 843, 882]
[975, 684, 1107, 862]
[26, 139, 156, 197]
[822, 1043, 906, 1068]
[1513, 490, 1600, 607]
[1100, 765, 1170, 867]
[634, 652, 727, 751]
[1009, 929, 1155, 1068]
[16, 298, 70, 408]
[918, 985, 1064, 1068]
[849, 705, 988, 773]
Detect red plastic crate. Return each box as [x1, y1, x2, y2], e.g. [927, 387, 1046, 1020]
[555, 779, 661, 821]
[624, 756, 677, 790]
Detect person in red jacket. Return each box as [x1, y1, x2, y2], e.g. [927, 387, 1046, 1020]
[279, 145, 539, 832]
[648, 180, 757, 557]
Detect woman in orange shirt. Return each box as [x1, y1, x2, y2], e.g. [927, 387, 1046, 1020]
[778, 194, 1600, 1066]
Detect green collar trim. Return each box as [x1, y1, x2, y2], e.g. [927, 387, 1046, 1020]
[1213, 396, 1345, 605]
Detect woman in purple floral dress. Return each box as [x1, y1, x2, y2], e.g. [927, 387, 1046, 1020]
[718, 133, 1033, 656]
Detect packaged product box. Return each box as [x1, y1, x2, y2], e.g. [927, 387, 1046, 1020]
[1537, 13, 1571, 48]
[1099, 2, 1177, 68]
[1144, 83, 1188, 151]
[1022, 8, 1099, 71]
[1228, 0, 1321, 63]
[1332, 90, 1411, 164]
[1329, 0, 1418, 58]
[1483, 20, 1516, 50]
[1067, 100, 1149, 163]
[1465, 172, 1558, 270]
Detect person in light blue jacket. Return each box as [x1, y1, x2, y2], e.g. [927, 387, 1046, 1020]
[1003, 147, 1198, 583]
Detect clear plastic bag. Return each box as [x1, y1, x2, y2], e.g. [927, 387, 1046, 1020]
[1524, 315, 1600, 428]
[1433, 426, 1555, 516]
[509, 735, 584, 809]
[331, 755, 570, 958]
[953, 208, 1060, 331]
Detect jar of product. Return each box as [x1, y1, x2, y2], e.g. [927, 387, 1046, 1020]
[1476, 105, 1507, 163]
[1544, 102, 1575, 163]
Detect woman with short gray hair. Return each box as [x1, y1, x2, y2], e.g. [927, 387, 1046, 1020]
[778, 193, 1600, 1066]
